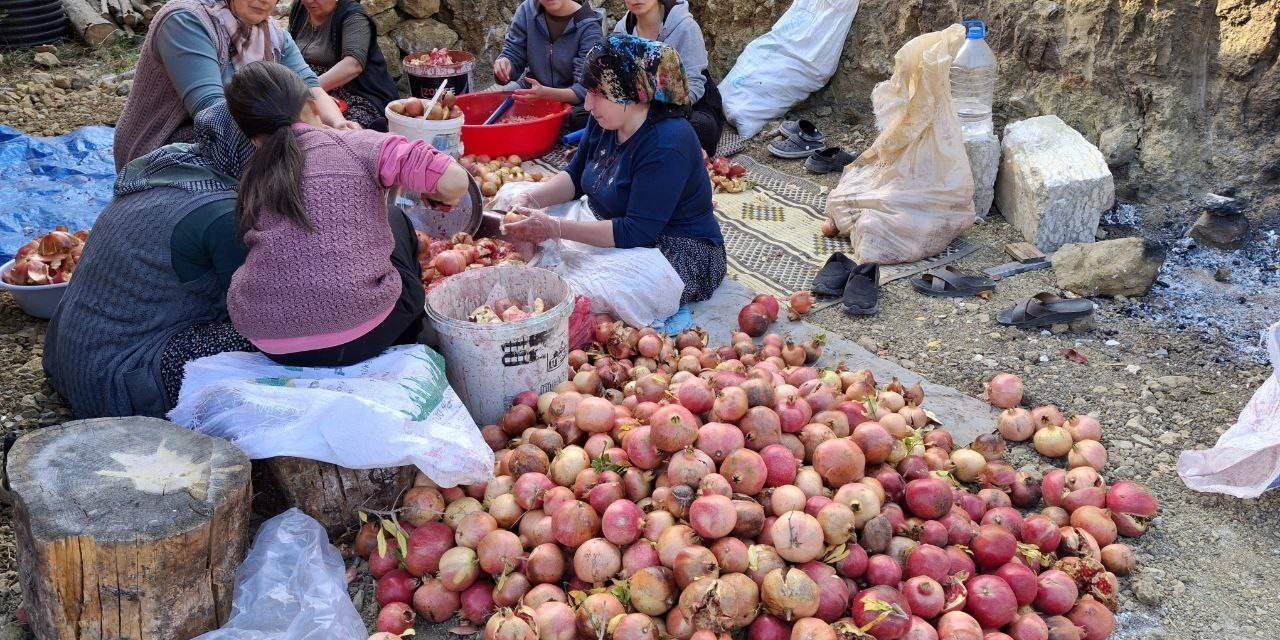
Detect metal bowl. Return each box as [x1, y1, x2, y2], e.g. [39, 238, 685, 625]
[391, 175, 483, 239]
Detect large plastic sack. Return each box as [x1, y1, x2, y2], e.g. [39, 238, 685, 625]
[194, 508, 366, 640]
[718, 0, 860, 138]
[0, 125, 115, 260]
[169, 344, 493, 488]
[492, 183, 684, 327]
[1177, 322, 1280, 498]
[824, 24, 976, 265]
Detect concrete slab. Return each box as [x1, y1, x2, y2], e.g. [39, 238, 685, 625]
[690, 280, 997, 446]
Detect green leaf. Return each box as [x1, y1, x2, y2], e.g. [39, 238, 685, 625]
[376, 528, 387, 559]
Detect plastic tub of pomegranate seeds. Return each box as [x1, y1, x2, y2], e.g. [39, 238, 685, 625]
[455, 92, 570, 160]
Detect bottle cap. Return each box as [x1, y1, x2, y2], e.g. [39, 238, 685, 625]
[963, 19, 985, 39]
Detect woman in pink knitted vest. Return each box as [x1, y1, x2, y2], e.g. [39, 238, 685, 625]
[224, 61, 470, 367]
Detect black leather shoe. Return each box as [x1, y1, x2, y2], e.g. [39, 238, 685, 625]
[842, 262, 880, 316]
[812, 253, 853, 296]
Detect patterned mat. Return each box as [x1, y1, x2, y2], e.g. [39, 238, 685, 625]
[713, 156, 982, 297]
[527, 147, 980, 299]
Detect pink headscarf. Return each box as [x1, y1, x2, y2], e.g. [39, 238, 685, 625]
[205, 0, 279, 67]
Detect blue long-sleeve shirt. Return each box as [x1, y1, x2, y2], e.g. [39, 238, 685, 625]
[499, 0, 602, 102]
[565, 116, 722, 249]
[155, 10, 320, 116]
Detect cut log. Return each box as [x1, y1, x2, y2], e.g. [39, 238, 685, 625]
[262, 457, 415, 535]
[8, 417, 252, 640]
[65, 0, 119, 46]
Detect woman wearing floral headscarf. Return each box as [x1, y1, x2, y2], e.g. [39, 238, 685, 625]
[114, 0, 357, 170]
[505, 35, 725, 304]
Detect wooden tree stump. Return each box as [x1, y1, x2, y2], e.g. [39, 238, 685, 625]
[7, 417, 251, 640]
[262, 457, 415, 534]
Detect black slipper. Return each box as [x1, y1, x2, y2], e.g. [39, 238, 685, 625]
[843, 262, 880, 316]
[911, 266, 996, 298]
[805, 147, 857, 174]
[996, 292, 1095, 328]
[812, 253, 853, 296]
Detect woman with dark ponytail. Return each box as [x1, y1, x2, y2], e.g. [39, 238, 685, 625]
[225, 61, 470, 367]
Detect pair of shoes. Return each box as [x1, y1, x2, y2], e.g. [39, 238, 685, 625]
[805, 147, 857, 174]
[812, 253, 879, 315]
[767, 119, 825, 159]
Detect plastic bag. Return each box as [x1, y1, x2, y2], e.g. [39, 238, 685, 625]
[1177, 322, 1280, 498]
[718, 0, 860, 138]
[193, 509, 366, 640]
[169, 344, 493, 488]
[493, 183, 685, 327]
[824, 24, 976, 265]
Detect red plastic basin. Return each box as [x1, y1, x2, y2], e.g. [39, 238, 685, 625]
[456, 92, 569, 160]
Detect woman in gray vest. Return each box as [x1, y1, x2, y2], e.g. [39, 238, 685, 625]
[44, 103, 257, 418]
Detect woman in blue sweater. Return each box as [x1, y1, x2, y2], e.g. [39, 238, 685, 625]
[505, 35, 725, 304]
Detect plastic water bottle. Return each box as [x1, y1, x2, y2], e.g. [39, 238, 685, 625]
[950, 19, 997, 137]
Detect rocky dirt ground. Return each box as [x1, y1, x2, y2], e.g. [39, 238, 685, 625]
[2, 44, 1280, 640]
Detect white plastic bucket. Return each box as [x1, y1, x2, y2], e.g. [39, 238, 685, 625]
[386, 99, 465, 157]
[425, 265, 572, 425]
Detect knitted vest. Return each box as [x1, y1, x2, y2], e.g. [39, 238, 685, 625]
[112, 0, 285, 170]
[43, 187, 235, 418]
[228, 127, 400, 343]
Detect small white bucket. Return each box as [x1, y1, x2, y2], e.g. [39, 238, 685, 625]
[425, 265, 572, 425]
[386, 99, 465, 157]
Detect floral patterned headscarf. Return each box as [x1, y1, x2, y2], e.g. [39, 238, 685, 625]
[582, 34, 690, 106]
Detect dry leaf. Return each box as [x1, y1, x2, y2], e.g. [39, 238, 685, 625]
[1062, 348, 1089, 364]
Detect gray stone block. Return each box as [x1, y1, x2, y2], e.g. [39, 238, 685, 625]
[995, 115, 1115, 252]
[965, 133, 1000, 220]
[1052, 237, 1166, 297]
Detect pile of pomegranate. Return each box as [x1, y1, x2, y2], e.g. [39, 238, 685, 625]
[415, 232, 525, 292]
[3, 226, 89, 286]
[460, 155, 546, 198]
[406, 48, 456, 67]
[355, 312, 1156, 640]
[706, 157, 748, 194]
[471, 298, 548, 324]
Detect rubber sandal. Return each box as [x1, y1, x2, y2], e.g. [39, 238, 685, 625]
[996, 292, 1095, 328]
[812, 253, 853, 296]
[767, 135, 825, 159]
[911, 266, 996, 298]
[805, 147, 857, 174]
[773, 119, 822, 142]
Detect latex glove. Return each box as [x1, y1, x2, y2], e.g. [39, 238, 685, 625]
[507, 190, 542, 211]
[504, 210, 561, 244]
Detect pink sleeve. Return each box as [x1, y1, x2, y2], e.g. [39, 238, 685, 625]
[377, 136, 454, 193]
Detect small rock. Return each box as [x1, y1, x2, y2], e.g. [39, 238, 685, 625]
[1156, 431, 1180, 444]
[898, 359, 916, 370]
[34, 51, 60, 68]
[816, 106, 833, 117]
[1105, 339, 1120, 346]
[34, 44, 58, 54]
[1052, 237, 1166, 297]
[857, 336, 880, 353]
[52, 75, 72, 90]
[1198, 192, 1245, 217]
[116, 81, 132, 96]
[1188, 211, 1249, 250]
[1031, 0, 1060, 19]
[1125, 364, 1142, 374]
[31, 72, 53, 86]
[1214, 266, 1232, 282]
[1095, 228, 1108, 240]
[1132, 577, 1162, 605]
[71, 71, 95, 90]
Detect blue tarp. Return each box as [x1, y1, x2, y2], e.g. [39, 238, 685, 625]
[0, 124, 116, 260]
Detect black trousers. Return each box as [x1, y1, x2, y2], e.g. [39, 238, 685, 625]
[266, 209, 426, 368]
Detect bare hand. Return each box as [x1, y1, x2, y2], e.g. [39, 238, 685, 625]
[334, 119, 362, 131]
[513, 78, 553, 100]
[493, 57, 513, 84]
